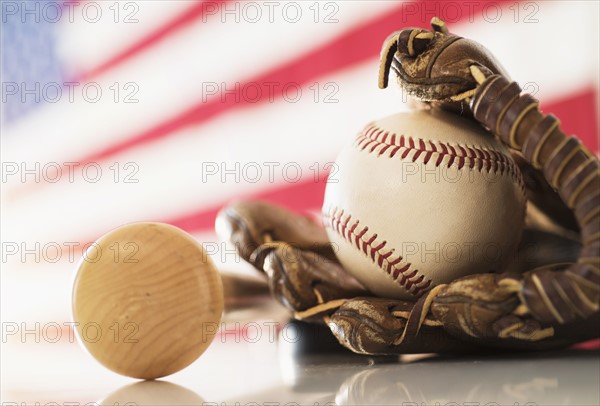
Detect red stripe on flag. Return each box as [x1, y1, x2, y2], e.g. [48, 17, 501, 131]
[572, 338, 600, 350]
[70, 173, 328, 258]
[541, 86, 599, 152]
[69, 86, 599, 248]
[169, 173, 328, 233]
[116, 87, 600, 237]
[63, 0, 515, 169]
[75, 1, 230, 82]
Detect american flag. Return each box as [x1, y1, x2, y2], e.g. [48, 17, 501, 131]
[2, 0, 598, 329]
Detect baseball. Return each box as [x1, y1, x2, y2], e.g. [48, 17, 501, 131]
[322, 108, 526, 300]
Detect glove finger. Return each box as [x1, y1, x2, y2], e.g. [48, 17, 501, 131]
[216, 200, 334, 269]
[430, 273, 519, 340]
[262, 243, 368, 314]
[510, 151, 579, 232]
[329, 297, 469, 355]
[506, 227, 580, 274]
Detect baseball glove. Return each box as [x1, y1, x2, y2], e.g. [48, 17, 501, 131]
[216, 18, 599, 355]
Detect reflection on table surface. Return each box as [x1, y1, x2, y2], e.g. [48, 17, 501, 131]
[3, 320, 599, 405]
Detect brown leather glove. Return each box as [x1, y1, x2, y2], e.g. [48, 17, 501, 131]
[216, 17, 599, 355]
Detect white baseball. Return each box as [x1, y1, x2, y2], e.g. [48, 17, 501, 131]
[322, 109, 526, 300]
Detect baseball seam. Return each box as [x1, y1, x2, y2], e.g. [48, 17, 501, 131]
[356, 123, 525, 193]
[323, 206, 432, 297]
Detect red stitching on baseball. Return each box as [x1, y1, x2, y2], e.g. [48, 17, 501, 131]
[323, 206, 432, 297]
[356, 123, 526, 194]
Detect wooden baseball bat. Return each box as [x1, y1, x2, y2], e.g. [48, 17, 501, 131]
[71, 222, 272, 380]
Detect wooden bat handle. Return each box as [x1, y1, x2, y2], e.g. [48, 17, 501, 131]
[220, 272, 270, 311]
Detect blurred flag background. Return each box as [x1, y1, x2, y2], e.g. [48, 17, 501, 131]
[2, 0, 599, 337]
